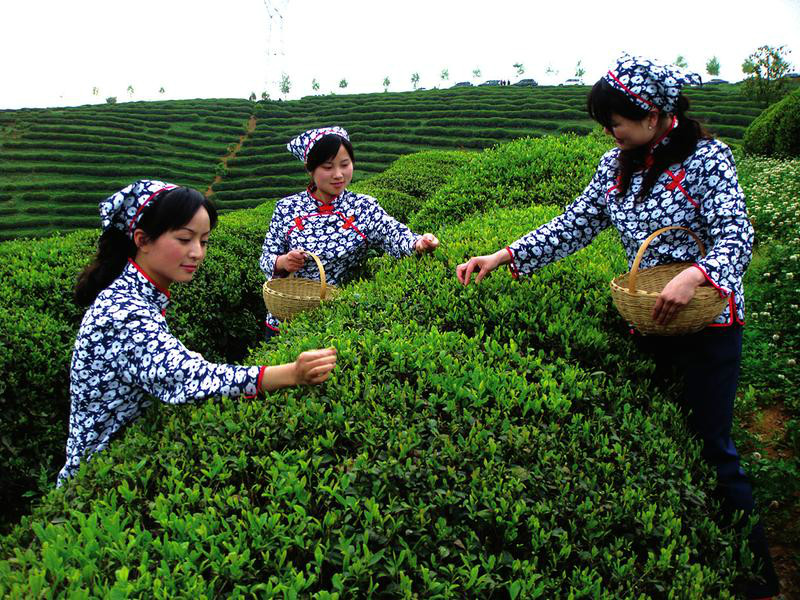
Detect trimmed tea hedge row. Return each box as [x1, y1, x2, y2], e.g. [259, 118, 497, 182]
[0, 99, 254, 239]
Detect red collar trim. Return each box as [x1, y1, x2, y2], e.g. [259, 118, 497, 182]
[307, 186, 339, 210]
[643, 116, 678, 169]
[128, 258, 171, 298]
[649, 115, 677, 152]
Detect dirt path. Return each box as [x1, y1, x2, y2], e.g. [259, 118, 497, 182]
[205, 114, 257, 197]
[742, 402, 799, 597]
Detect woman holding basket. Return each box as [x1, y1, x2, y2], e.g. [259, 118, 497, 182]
[260, 126, 439, 335]
[456, 55, 778, 598]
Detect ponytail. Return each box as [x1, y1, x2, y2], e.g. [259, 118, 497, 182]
[75, 228, 136, 306]
[635, 95, 710, 198]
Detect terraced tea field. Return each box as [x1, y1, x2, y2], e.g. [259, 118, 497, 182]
[0, 85, 762, 240]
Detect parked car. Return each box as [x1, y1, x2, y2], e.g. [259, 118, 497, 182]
[706, 78, 729, 85]
[452, 81, 473, 88]
[479, 80, 502, 86]
[560, 78, 583, 86]
[513, 78, 538, 87]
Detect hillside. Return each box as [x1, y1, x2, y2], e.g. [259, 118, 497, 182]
[0, 85, 763, 240]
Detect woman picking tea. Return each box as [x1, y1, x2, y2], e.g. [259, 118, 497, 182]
[456, 55, 778, 598]
[259, 127, 439, 335]
[59, 181, 337, 486]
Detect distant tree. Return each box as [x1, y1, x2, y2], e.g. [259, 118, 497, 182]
[706, 56, 720, 77]
[159, 86, 165, 94]
[411, 72, 420, 89]
[472, 68, 481, 80]
[383, 76, 390, 92]
[545, 65, 559, 77]
[440, 68, 449, 81]
[312, 78, 320, 92]
[675, 55, 688, 68]
[575, 60, 586, 80]
[339, 78, 348, 89]
[261, 91, 270, 101]
[92, 86, 99, 96]
[249, 92, 257, 101]
[280, 73, 291, 98]
[513, 63, 525, 76]
[105, 96, 117, 104]
[126, 85, 134, 98]
[742, 45, 793, 105]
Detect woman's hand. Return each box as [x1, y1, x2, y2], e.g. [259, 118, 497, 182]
[259, 347, 338, 392]
[652, 266, 708, 325]
[293, 348, 338, 385]
[456, 249, 510, 285]
[415, 233, 439, 254]
[276, 250, 307, 273]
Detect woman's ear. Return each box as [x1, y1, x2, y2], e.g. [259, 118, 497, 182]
[133, 229, 150, 252]
[647, 110, 661, 129]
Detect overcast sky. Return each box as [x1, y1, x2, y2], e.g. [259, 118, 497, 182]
[2, 0, 799, 109]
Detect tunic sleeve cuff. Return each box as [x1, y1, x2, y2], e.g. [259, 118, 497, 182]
[692, 263, 730, 297]
[506, 246, 519, 280]
[244, 365, 268, 399]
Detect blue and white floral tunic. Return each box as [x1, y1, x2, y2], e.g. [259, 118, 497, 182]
[260, 188, 421, 332]
[58, 260, 265, 486]
[507, 134, 753, 326]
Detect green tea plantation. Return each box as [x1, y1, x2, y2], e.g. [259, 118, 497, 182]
[0, 87, 798, 596]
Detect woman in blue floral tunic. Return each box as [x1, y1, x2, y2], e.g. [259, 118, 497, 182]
[457, 55, 778, 598]
[59, 181, 337, 486]
[260, 127, 439, 335]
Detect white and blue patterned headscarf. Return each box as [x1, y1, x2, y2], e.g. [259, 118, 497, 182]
[604, 54, 702, 113]
[287, 126, 349, 163]
[99, 180, 177, 239]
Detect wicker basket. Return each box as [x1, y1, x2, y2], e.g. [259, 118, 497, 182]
[610, 226, 728, 335]
[262, 251, 340, 321]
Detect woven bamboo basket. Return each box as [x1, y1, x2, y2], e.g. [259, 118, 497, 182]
[262, 251, 340, 321]
[610, 226, 728, 335]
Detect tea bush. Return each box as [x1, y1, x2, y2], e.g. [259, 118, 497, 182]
[347, 185, 418, 223]
[0, 206, 748, 598]
[410, 132, 611, 231]
[352, 150, 473, 204]
[742, 88, 800, 158]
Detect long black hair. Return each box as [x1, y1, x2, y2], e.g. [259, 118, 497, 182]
[75, 187, 218, 306]
[586, 78, 710, 199]
[305, 134, 355, 191]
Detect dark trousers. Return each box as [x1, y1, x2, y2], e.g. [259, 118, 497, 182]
[636, 325, 778, 595]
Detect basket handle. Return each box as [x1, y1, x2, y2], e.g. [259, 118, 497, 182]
[629, 226, 707, 293]
[288, 250, 329, 300]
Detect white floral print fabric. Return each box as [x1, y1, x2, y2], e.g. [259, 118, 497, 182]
[99, 179, 177, 238]
[260, 188, 421, 331]
[604, 54, 702, 113]
[58, 261, 262, 486]
[287, 127, 350, 163]
[507, 138, 753, 325]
